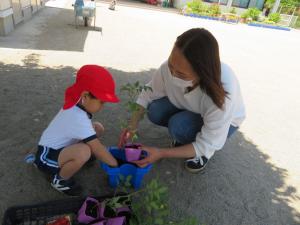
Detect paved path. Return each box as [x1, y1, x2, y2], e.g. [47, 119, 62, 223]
[0, 0, 300, 224]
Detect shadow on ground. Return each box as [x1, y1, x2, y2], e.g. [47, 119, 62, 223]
[0, 6, 102, 52]
[0, 54, 299, 224]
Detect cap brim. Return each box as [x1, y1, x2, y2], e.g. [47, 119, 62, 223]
[96, 93, 119, 103]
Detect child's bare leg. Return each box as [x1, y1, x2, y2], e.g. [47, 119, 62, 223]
[57, 143, 91, 179]
[93, 121, 104, 137]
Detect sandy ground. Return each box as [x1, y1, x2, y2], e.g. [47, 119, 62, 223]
[0, 0, 300, 224]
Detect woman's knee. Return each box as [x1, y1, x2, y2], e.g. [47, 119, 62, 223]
[168, 119, 190, 144]
[147, 101, 167, 126]
[147, 97, 180, 126]
[147, 111, 163, 126]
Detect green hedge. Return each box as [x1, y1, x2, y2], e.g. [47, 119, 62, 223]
[241, 7, 261, 21]
[185, 0, 221, 17]
[268, 13, 281, 23]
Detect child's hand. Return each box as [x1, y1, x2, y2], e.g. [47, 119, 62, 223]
[118, 128, 136, 148]
[93, 121, 104, 137]
[118, 129, 129, 148]
[108, 152, 118, 167]
[86, 139, 118, 167]
[109, 158, 118, 167]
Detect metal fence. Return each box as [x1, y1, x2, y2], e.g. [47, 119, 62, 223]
[277, 6, 299, 27]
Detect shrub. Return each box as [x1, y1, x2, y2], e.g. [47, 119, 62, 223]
[229, 7, 237, 14]
[186, 0, 200, 13]
[228, 14, 238, 21]
[130, 179, 199, 225]
[293, 17, 300, 29]
[268, 12, 281, 23]
[241, 8, 261, 21]
[186, 0, 208, 15]
[208, 3, 221, 17]
[263, 19, 276, 24]
[241, 11, 249, 19]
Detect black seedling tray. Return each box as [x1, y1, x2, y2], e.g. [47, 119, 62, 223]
[2, 195, 128, 225]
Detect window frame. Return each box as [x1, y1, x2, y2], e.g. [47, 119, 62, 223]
[231, 0, 251, 8]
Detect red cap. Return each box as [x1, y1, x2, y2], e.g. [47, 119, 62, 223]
[63, 65, 119, 110]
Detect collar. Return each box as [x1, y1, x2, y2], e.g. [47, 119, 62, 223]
[76, 104, 92, 119]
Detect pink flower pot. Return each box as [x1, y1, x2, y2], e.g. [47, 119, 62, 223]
[124, 143, 142, 162]
[125, 148, 142, 162]
[77, 197, 100, 224]
[98, 202, 106, 219]
[101, 202, 130, 219]
[116, 206, 130, 215]
[106, 216, 126, 225]
[78, 197, 130, 224]
[124, 143, 142, 149]
[116, 206, 131, 222]
[90, 220, 106, 225]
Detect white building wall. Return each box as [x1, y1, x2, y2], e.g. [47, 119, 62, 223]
[0, 0, 12, 10]
[0, 0, 14, 35]
[0, 0, 45, 36]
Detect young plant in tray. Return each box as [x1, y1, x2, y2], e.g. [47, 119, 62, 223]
[77, 176, 132, 224]
[129, 179, 199, 225]
[119, 81, 152, 162]
[78, 177, 199, 225]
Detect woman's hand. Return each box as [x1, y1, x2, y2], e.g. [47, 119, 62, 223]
[134, 146, 162, 167]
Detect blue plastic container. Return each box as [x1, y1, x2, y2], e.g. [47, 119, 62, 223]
[100, 147, 152, 189]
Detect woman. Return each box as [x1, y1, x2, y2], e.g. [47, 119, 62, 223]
[119, 28, 246, 173]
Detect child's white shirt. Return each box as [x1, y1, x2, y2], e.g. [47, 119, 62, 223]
[39, 105, 96, 150]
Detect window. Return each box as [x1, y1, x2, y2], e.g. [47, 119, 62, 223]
[254, 0, 265, 10]
[203, 0, 229, 6]
[232, 0, 250, 8]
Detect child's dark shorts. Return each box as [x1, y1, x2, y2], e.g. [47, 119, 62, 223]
[34, 145, 64, 175]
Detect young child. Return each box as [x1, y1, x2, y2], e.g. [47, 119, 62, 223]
[34, 65, 118, 196]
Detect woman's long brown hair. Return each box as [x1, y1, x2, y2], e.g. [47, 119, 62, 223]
[175, 28, 227, 109]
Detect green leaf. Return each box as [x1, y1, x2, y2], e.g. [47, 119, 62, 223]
[145, 196, 150, 202]
[158, 187, 168, 194]
[146, 205, 152, 214]
[114, 203, 123, 208]
[119, 174, 125, 181]
[126, 175, 132, 182]
[150, 201, 159, 210]
[132, 133, 138, 142]
[154, 218, 164, 225]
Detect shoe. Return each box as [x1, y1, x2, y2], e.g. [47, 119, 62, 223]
[51, 174, 82, 196]
[24, 153, 36, 164]
[184, 156, 208, 173]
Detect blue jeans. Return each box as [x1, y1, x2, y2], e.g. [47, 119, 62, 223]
[147, 97, 238, 145]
